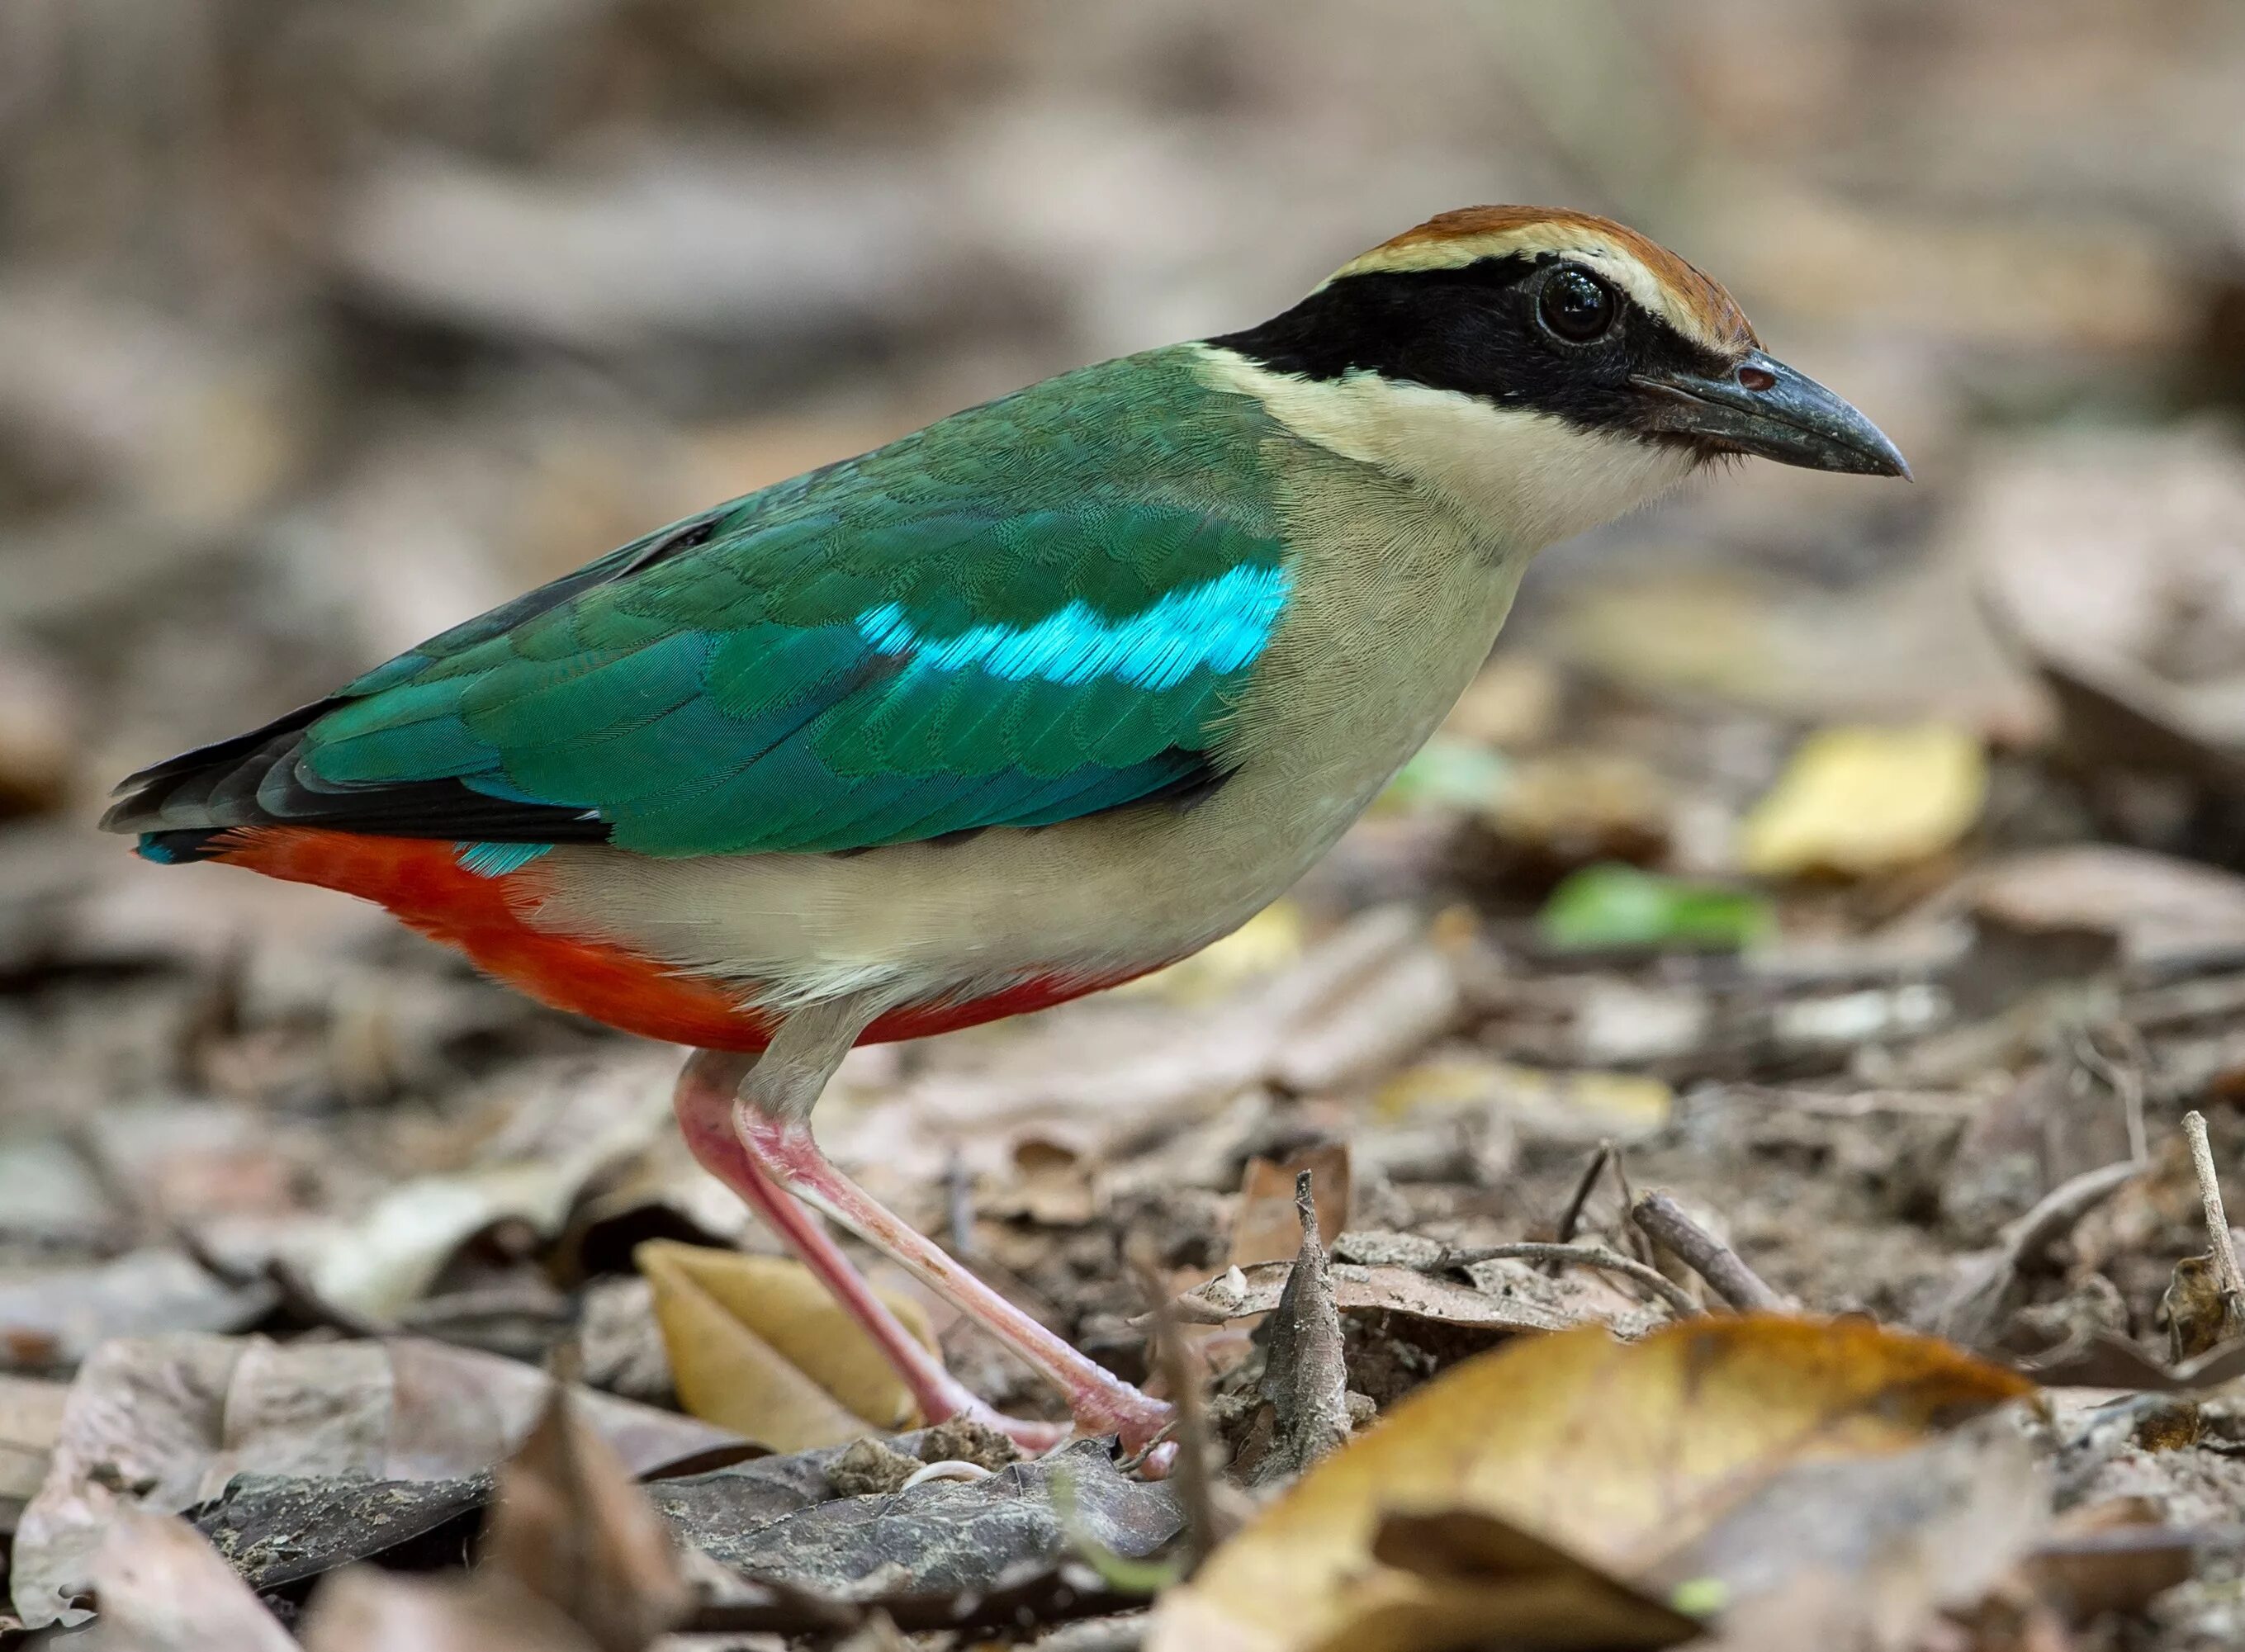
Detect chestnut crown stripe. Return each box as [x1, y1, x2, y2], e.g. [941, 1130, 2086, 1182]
[1331, 205, 1756, 357]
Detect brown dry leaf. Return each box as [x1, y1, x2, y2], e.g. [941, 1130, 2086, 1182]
[1254, 1172, 1352, 1485]
[2015, 1498, 2196, 1622]
[1, 1375, 66, 1531]
[483, 1386, 691, 1652]
[1173, 1258, 1571, 1334]
[981, 1138, 1099, 1228]
[1930, 845, 2245, 974]
[1972, 429, 2245, 795]
[2163, 1252, 2245, 1361]
[1478, 748, 1673, 872]
[1149, 1316, 2031, 1652]
[1665, 1418, 2052, 1650]
[83, 1505, 296, 1652]
[1940, 1063, 2134, 1242]
[1230, 1145, 1351, 1269]
[1741, 724, 1987, 878]
[10, 1334, 736, 1629]
[1272, 931, 1461, 1093]
[0, 1248, 277, 1365]
[637, 1238, 935, 1450]
[301, 1569, 600, 1652]
[2020, 1331, 2245, 1392]
[0, 637, 77, 818]
[897, 906, 1452, 1146]
[290, 1048, 680, 1321]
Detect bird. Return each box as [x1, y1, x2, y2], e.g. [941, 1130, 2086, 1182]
[103, 205, 1906, 1456]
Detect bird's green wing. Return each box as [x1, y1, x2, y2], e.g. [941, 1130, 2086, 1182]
[111, 350, 1296, 859]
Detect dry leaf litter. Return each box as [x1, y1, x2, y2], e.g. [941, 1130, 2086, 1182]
[10, 2, 2245, 1648]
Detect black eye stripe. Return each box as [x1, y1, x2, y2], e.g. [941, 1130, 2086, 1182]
[1207, 253, 1735, 438]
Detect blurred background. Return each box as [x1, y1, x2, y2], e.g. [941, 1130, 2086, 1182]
[9, 0, 2245, 1456]
[6, 0, 2244, 814]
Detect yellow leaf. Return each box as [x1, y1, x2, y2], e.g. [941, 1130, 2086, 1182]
[636, 1240, 937, 1451]
[1741, 723, 1986, 878]
[1375, 1054, 1672, 1143]
[1310, 1508, 1700, 1652]
[1150, 1315, 2030, 1652]
[1121, 901, 1306, 1004]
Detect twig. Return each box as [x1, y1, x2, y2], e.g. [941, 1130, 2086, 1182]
[1552, 1141, 1612, 1247]
[1749, 1086, 1981, 1119]
[2070, 1023, 2148, 1167]
[2184, 1111, 2245, 1307]
[263, 1255, 390, 1338]
[1936, 1158, 2140, 1347]
[1629, 1191, 1784, 1313]
[1253, 1171, 1351, 1484]
[1125, 1242, 1216, 1569]
[1442, 1240, 1699, 1319]
[945, 1149, 978, 1260]
[1610, 1145, 1654, 1266]
[2008, 1159, 2143, 1269]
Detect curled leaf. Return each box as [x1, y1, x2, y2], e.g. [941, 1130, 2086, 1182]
[1150, 1316, 2030, 1652]
[481, 1386, 689, 1651]
[637, 1239, 937, 1451]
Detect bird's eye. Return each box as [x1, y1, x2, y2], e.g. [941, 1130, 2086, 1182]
[1538, 267, 1617, 343]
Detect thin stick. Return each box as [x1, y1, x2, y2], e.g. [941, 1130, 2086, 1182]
[1443, 1240, 1699, 1319]
[1752, 1087, 1979, 1119]
[1553, 1141, 1613, 1247]
[1933, 1157, 2138, 1347]
[2003, 1158, 2141, 1267]
[2071, 1024, 2148, 1167]
[944, 1149, 977, 1260]
[1127, 1241, 1216, 1570]
[2184, 1111, 2245, 1307]
[1630, 1191, 1785, 1314]
[1611, 1146, 1654, 1266]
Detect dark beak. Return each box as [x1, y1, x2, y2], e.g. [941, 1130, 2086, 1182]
[1632, 349, 1910, 478]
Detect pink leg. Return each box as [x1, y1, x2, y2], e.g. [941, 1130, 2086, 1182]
[734, 1105, 1175, 1456]
[673, 1051, 1066, 1452]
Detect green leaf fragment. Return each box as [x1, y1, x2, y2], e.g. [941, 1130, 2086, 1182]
[1377, 736, 1512, 813]
[1537, 863, 1771, 953]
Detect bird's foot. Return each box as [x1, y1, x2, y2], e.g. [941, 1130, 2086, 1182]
[1068, 1383, 1177, 1463]
[933, 1382, 1173, 1466]
[675, 1048, 1180, 1474]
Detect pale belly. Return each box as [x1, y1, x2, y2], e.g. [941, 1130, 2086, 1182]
[518, 741, 1381, 1014]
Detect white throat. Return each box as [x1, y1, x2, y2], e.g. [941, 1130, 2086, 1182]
[1195, 346, 1699, 550]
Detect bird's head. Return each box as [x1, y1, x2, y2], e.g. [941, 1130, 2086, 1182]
[1204, 206, 1906, 546]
